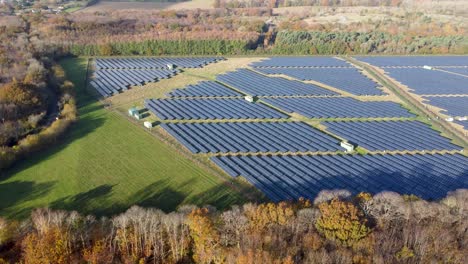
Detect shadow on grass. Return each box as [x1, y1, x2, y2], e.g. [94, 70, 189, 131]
[50, 184, 116, 216]
[45, 179, 250, 218]
[0, 181, 56, 218]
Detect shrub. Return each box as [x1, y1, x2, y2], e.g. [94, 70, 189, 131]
[315, 198, 371, 246]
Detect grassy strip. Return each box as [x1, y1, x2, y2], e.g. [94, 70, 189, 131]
[0, 57, 251, 219]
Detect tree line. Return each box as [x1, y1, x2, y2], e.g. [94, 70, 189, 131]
[28, 7, 466, 56]
[0, 14, 77, 169]
[0, 190, 466, 263]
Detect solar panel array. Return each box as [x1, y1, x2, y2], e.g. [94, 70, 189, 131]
[91, 69, 178, 97]
[251, 57, 351, 68]
[216, 69, 337, 96]
[161, 122, 343, 154]
[211, 153, 468, 201]
[166, 81, 241, 97]
[384, 68, 467, 95]
[262, 97, 414, 118]
[355, 56, 468, 67]
[91, 57, 225, 97]
[145, 98, 288, 120]
[135, 56, 466, 202]
[439, 67, 468, 76]
[454, 120, 468, 129]
[422, 96, 468, 117]
[324, 120, 462, 151]
[95, 57, 224, 69]
[255, 67, 384, 96]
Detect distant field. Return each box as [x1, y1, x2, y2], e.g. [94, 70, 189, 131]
[80, 0, 213, 12]
[0, 57, 252, 219]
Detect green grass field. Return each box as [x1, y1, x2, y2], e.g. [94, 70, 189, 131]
[64, 6, 82, 13]
[0, 58, 251, 219]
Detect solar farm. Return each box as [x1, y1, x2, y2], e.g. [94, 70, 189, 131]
[92, 56, 467, 202]
[356, 56, 467, 132]
[90, 57, 224, 97]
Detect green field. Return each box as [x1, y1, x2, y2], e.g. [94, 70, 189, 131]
[0, 58, 251, 219]
[64, 6, 82, 13]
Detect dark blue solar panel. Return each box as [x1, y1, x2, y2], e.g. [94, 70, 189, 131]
[262, 97, 414, 118]
[161, 121, 343, 154]
[250, 56, 351, 68]
[439, 67, 468, 76]
[422, 96, 468, 117]
[95, 57, 224, 69]
[145, 98, 288, 120]
[216, 69, 337, 96]
[90, 69, 179, 97]
[355, 56, 468, 67]
[454, 120, 468, 129]
[324, 120, 462, 151]
[384, 68, 467, 95]
[255, 67, 384, 96]
[211, 153, 468, 201]
[166, 81, 241, 97]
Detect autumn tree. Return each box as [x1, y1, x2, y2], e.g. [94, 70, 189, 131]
[188, 208, 223, 263]
[315, 198, 371, 246]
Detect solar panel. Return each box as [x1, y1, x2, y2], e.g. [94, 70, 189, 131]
[422, 96, 468, 117]
[161, 121, 343, 153]
[95, 57, 224, 69]
[216, 69, 337, 96]
[166, 81, 242, 97]
[255, 67, 384, 96]
[262, 97, 415, 118]
[324, 120, 462, 151]
[211, 153, 468, 201]
[145, 98, 289, 120]
[355, 56, 468, 67]
[384, 68, 467, 95]
[250, 56, 351, 68]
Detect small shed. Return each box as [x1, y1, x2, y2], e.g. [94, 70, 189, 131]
[423, 65, 433, 70]
[128, 107, 139, 116]
[144, 121, 154, 129]
[167, 63, 176, 70]
[134, 113, 143, 120]
[341, 141, 355, 152]
[245, 95, 257, 103]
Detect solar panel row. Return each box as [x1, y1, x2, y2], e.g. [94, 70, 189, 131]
[145, 98, 289, 120]
[216, 69, 337, 96]
[384, 68, 467, 95]
[422, 96, 468, 117]
[95, 57, 224, 69]
[454, 120, 468, 129]
[161, 122, 343, 154]
[166, 81, 241, 97]
[324, 120, 462, 151]
[211, 153, 468, 201]
[438, 67, 468, 76]
[91, 69, 178, 97]
[255, 67, 384, 96]
[355, 56, 468, 67]
[262, 97, 415, 118]
[250, 57, 351, 68]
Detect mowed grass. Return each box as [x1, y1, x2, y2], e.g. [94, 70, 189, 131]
[0, 57, 249, 219]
